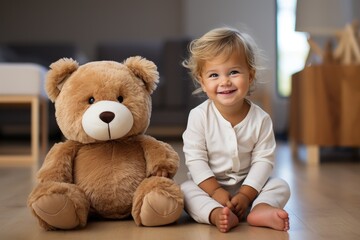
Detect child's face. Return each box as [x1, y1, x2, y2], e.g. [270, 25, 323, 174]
[200, 51, 254, 111]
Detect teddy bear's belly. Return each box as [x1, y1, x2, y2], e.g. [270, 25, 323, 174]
[74, 142, 146, 218]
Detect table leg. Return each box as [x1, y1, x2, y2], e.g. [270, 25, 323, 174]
[307, 145, 320, 165]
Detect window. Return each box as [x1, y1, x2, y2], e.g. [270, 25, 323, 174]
[277, 0, 309, 97]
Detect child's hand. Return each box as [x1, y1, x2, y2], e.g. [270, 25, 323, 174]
[230, 192, 251, 220]
[211, 188, 232, 207]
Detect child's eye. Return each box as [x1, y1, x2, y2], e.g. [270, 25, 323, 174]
[230, 70, 240, 75]
[209, 73, 218, 78]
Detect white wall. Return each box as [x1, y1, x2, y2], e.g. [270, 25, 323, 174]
[183, 0, 288, 133]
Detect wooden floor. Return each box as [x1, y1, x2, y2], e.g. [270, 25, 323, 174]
[0, 141, 359, 240]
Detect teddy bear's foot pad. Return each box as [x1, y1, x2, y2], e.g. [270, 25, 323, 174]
[140, 191, 183, 226]
[32, 194, 80, 229]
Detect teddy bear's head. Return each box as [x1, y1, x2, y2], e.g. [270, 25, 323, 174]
[46, 57, 159, 144]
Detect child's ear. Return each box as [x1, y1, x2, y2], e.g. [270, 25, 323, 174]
[249, 69, 256, 83]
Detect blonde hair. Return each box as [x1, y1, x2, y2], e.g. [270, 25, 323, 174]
[183, 27, 262, 95]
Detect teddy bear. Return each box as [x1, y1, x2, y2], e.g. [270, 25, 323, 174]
[27, 57, 184, 230]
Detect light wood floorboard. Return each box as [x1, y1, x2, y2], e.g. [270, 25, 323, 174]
[0, 141, 359, 240]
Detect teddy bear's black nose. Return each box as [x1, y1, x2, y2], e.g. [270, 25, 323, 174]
[99, 111, 115, 124]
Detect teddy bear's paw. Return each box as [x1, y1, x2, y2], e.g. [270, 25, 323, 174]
[139, 191, 183, 226]
[32, 194, 80, 229]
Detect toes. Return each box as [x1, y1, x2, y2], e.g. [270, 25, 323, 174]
[277, 209, 289, 219]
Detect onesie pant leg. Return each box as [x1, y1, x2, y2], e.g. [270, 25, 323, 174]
[252, 177, 290, 209]
[180, 180, 223, 224]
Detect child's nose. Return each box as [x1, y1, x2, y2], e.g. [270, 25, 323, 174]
[220, 76, 231, 86]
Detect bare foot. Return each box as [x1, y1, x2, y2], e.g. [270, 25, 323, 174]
[210, 207, 239, 233]
[247, 203, 290, 231]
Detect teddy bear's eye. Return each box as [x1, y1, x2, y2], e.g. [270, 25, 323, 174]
[88, 97, 95, 104]
[117, 96, 124, 103]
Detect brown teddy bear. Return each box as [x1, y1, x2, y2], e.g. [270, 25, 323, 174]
[28, 57, 184, 230]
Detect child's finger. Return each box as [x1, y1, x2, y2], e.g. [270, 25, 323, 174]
[226, 201, 234, 210]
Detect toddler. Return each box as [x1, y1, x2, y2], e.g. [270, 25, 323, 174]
[180, 27, 291, 233]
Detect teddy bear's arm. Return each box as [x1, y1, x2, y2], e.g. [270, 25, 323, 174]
[139, 135, 180, 178]
[37, 140, 79, 183]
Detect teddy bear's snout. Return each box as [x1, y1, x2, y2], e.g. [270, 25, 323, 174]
[100, 111, 115, 124]
[82, 100, 134, 141]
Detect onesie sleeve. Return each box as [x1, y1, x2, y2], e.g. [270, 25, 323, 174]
[243, 115, 276, 192]
[182, 109, 215, 185]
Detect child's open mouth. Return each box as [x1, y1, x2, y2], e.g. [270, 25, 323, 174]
[217, 89, 236, 94]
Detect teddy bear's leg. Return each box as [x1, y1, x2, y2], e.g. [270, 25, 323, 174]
[132, 176, 184, 226]
[28, 182, 90, 230]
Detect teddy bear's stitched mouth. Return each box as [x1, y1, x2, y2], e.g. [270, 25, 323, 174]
[107, 125, 112, 139]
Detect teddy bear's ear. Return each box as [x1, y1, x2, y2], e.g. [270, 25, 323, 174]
[46, 58, 79, 102]
[123, 56, 159, 94]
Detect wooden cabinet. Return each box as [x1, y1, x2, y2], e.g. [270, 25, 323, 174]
[289, 64, 360, 164]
